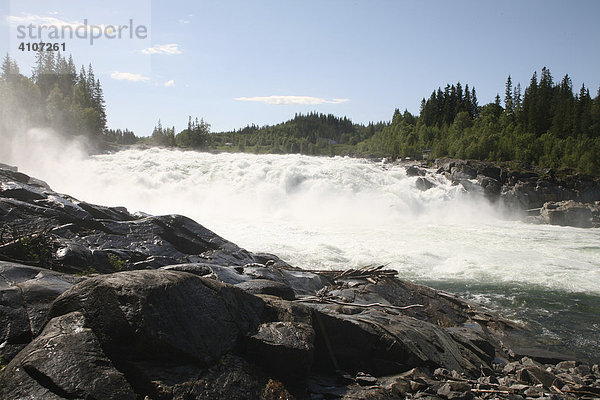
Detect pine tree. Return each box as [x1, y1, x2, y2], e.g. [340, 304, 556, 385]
[522, 71, 538, 132]
[470, 87, 479, 118]
[504, 75, 514, 116]
[513, 83, 522, 115]
[93, 79, 106, 131]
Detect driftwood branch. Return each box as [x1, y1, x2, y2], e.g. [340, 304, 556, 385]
[470, 388, 510, 394]
[295, 296, 424, 311]
[562, 389, 600, 396]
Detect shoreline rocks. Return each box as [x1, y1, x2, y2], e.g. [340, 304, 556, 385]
[1, 163, 599, 399]
[431, 158, 600, 228]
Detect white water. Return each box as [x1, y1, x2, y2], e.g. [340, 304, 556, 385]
[20, 147, 600, 297]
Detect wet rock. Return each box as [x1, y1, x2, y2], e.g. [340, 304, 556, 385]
[539, 200, 599, 228]
[446, 325, 496, 366]
[555, 360, 578, 371]
[312, 307, 487, 377]
[416, 177, 436, 191]
[437, 381, 472, 399]
[78, 202, 138, 221]
[168, 354, 271, 400]
[355, 371, 378, 386]
[515, 365, 558, 388]
[3, 167, 600, 398]
[0, 311, 136, 400]
[450, 164, 477, 181]
[0, 163, 18, 172]
[477, 175, 502, 199]
[243, 265, 329, 295]
[407, 165, 427, 177]
[236, 279, 296, 300]
[0, 262, 83, 363]
[0, 181, 46, 201]
[246, 322, 315, 379]
[162, 263, 250, 284]
[47, 270, 265, 366]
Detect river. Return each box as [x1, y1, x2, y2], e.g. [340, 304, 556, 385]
[17, 147, 600, 363]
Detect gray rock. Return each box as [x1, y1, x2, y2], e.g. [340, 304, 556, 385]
[0, 311, 136, 400]
[0, 163, 18, 172]
[312, 308, 485, 377]
[0, 262, 83, 363]
[406, 165, 427, 177]
[477, 175, 501, 198]
[450, 164, 478, 181]
[244, 265, 329, 295]
[0, 180, 46, 201]
[416, 177, 435, 191]
[246, 321, 315, 378]
[539, 200, 598, 228]
[47, 270, 265, 366]
[236, 279, 296, 300]
[0, 170, 263, 273]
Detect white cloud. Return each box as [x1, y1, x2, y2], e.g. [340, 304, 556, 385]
[141, 43, 182, 55]
[6, 13, 109, 30]
[110, 71, 150, 82]
[7, 13, 81, 29]
[178, 19, 190, 24]
[234, 95, 349, 105]
[164, 80, 175, 87]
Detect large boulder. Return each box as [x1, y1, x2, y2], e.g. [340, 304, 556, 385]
[246, 321, 315, 378]
[0, 262, 83, 363]
[406, 165, 426, 177]
[415, 177, 435, 191]
[539, 200, 600, 228]
[0, 311, 136, 400]
[47, 270, 265, 365]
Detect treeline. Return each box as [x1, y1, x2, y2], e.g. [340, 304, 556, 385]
[144, 112, 385, 156]
[361, 68, 600, 174]
[3, 53, 599, 175]
[149, 117, 211, 148]
[212, 112, 385, 155]
[0, 52, 106, 138]
[104, 128, 137, 145]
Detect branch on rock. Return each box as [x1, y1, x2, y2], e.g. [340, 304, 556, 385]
[470, 388, 510, 394]
[295, 295, 424, 311]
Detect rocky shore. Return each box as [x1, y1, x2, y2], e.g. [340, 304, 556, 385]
[406, 158, 600, 228]
[1, 164, 599, 399]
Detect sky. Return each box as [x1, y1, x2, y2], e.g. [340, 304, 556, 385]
[1, 0, 600, 136]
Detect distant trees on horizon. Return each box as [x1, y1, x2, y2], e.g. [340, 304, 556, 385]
[2, 54, 599, 175]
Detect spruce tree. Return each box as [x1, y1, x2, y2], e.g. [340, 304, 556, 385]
[504, 75, 514, 116]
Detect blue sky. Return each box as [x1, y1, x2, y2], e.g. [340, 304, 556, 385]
[2, 0, 600, 135]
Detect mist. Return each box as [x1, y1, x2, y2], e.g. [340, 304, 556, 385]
[0, 127, 91, 179]
[14, 147, 594, 297]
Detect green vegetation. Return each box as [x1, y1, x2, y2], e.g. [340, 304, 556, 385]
[2, 53, 598, 175]
[75, 267, 98, 276]
[362, 69, 600, 174]
[142, 112, 385, 156]
[0, 227, 54, 268]
[107, 254, 126, 272]
[144, 68, 599, 174]
[1, 52, 107, 138]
